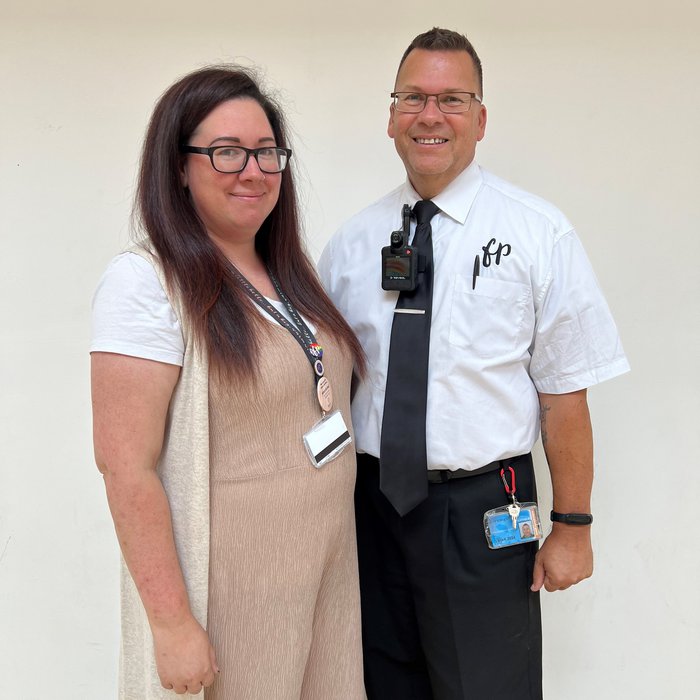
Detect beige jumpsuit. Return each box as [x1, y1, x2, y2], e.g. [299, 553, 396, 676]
[204, 323, 365, 700]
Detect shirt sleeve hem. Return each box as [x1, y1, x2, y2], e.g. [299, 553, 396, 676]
[533, 358, 631, 394]
[89, 343, 184, 367]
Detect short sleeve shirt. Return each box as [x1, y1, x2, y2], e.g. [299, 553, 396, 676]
[318, 162, 630, 470]
[91, 252, 313, 365]
[91, 252, 185, 365]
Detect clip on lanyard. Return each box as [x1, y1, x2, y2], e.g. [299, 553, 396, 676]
[500, 466, 516, 501]
[228, 264, 333, 413]
[500, 465, 521, 525]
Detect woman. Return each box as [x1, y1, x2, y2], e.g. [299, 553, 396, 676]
[91, 65, 366, 699]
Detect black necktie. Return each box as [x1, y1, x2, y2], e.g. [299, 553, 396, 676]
[379, 199, 440, 516]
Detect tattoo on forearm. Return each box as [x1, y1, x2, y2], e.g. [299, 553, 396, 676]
[540, 403, 551, 448]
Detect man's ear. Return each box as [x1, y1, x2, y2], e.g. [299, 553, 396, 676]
[387, 104, 396, 139]
[476, 103, 487, 142]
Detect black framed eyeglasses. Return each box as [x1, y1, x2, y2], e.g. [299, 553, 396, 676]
[390, 91, 482, 114]
[181, 145, 292, 173]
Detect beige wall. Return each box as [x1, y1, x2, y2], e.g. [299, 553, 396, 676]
[1, 1, 698, 696]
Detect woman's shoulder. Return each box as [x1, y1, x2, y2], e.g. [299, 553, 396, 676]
[91, 252, 185, 366]
[95, 251, 172, 314]
[104, 249, 160, 283]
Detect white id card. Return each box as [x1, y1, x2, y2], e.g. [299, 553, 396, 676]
[302, 410, 352, 468]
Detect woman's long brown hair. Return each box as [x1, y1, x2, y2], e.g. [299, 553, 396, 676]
[134, 65, 365, 379]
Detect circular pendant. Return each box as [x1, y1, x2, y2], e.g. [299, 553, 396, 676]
[316, 376, 333, 412]
[313, 359, 325, 377]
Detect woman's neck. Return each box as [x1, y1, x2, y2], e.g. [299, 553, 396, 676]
[215, 237, 279, 300]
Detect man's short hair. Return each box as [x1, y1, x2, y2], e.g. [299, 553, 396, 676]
[396, 27, 483, 95]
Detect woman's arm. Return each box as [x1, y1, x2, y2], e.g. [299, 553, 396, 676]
[92, 352, 218, 694]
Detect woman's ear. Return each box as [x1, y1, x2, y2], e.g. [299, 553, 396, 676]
[180, 160, 189, 188]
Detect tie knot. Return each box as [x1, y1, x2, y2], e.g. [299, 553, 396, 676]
[413, 199, 439, 226]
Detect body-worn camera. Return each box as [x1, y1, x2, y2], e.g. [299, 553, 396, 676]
[381, 204, 417, 291]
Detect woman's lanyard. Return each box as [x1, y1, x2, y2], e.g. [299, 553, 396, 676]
[229, 264, 333, 414]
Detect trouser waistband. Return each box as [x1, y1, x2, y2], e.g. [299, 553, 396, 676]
[356, 453, 531, 483]
[426, 453, 531, 483]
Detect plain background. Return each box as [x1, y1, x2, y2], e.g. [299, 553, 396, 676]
[1, 1, 698, 698]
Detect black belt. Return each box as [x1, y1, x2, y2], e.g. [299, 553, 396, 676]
[426, 454, 530, 483]
[357, 453, 531, 483]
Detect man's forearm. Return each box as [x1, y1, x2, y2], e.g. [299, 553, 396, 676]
[531, 388, 594, 592]
[539, 388, 593, 514]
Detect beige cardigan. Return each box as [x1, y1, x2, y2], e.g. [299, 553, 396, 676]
[119, 247, 210, 700]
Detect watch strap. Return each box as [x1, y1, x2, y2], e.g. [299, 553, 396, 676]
[550, 510, 593, 525]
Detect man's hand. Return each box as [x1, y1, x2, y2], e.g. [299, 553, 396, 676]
[531, 524, 593, 592]
[152, 615, 219, 694]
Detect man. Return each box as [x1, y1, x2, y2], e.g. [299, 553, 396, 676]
[318, 27, 629, 700]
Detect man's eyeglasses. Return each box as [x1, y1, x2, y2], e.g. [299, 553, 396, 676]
[390, 92, 482, 114]
[181, 145, 292, 174]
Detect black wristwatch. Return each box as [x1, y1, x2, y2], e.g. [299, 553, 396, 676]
[550, 510, 593, 526]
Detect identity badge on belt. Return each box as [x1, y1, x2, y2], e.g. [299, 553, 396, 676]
[483, 466, 543, 549]
[303, 410, 352, 468]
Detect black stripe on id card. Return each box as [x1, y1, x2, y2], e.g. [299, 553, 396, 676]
[303, 410, 352, 468]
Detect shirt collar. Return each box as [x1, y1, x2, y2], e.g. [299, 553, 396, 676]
[401, 161, 483, 225]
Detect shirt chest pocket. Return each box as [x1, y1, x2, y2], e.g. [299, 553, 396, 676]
[448, 274, 534, 359]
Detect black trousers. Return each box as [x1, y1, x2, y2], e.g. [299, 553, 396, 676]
[355, 453, 543, 700]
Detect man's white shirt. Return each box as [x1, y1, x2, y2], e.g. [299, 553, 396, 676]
[318, 161, 629, 471]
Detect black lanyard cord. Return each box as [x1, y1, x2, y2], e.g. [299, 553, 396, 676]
[228, 264, 324, 380]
